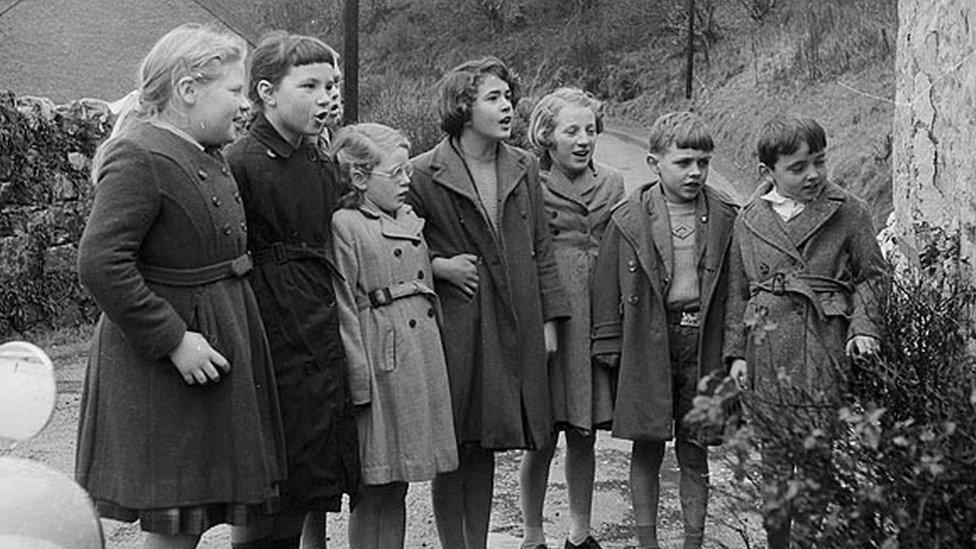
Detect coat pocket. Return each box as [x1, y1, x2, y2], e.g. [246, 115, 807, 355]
[819, 291, 852, 319]
[371, 312, 397, 373]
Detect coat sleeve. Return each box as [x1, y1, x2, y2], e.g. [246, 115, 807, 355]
[722, 224, 749, 362]
[77, 139, 186, 359]
[847, 201, 885, 341]
[590, 220, 623, 357]
[526, 156, 570, 322]
[331, 214, 372, 405]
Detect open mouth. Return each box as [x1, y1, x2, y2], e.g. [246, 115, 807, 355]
[499, 116, 512, 126]
[572, 150, 591, 160]
[314, 111, 330, 123]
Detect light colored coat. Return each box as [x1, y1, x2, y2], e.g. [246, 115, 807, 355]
[541, 161, 625, 433]
[723, 181, 885, 398]
[333, 203, 458, 484]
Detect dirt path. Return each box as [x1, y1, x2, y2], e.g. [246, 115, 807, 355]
[4, 127, 763, 548]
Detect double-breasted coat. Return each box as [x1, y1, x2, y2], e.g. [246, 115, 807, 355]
[406, 138, 570, 451]
[225, 114, 359, 512]
[75, 122, 286, 514]
[591, 182, 738, 441]
[332, 203, 458, 485]
[540, 160, 625, 434]
[723, 181, 885, 398]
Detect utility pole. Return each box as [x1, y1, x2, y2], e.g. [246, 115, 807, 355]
[343, 0, 359, 124]
[685, 0, 695, 99]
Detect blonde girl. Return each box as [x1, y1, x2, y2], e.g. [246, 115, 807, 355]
[330, 123, 458, 549]
[76, 24, 285, 549]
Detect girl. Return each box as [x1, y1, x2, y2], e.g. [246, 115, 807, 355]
[225, 32, 358, 549]
[519, 88, 625, 549]
[406, 56, 570, 549]
[330, 123, 458, 549]
[76, 24, 285, 549]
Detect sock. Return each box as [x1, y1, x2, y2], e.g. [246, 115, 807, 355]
[522, 525, 545, 547]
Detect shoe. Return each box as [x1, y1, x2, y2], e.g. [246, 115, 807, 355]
[564, 536, 603, 549]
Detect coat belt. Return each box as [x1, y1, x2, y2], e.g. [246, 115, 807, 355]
[139, 253, 253, 287]
[357, 280, 433, 310]
[750, 271, 852, 319]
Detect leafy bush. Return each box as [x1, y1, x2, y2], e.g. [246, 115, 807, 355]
[690, 226, 976, 547]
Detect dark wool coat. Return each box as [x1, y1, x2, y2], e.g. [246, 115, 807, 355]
[540, 161, 625, 433]
[225, 115, 359, 512]
[591, 182, 738, 441]
[75, 123, 286, 510]
[723, 181, 885, 398]
[406, 138, 570, 451]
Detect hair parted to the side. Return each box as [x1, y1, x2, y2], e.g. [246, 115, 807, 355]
[527, 87, 604, 152]
[331, 123, 411, 208]
[646, 111, 714, 155]
[436, 56, 520, 139]
[757, 116, 827, 167]
[91, 23, 246, 183]
[248, 31, 340, 112]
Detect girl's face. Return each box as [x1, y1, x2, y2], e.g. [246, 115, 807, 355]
[465, 74, 513, 142]
[262, 62, 341, 145]
[549, 105, 597, 178]
[361, 147, 411, 215]
[192, 59, 249, 147]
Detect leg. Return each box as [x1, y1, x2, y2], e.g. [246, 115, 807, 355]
[432, 468, 466, 548]
[269, 514, 305, 549]
[461, 445, 496, 549]
[761, 446, 793, 549]
[520, 432, 558, 548]
[301, 512, 327, 549]
[675, 439, 709, 549]
[629, 440, 665, 549]
[564, 430, 597, 546]
[350, 482, 408, 549]
[143, 533, 202, 549]
[232, 516, 273, 549]
[376, 482, 408, 549]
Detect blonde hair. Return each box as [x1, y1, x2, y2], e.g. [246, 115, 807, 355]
[331, 123, 410, 208]
[527, 87, 604, 152]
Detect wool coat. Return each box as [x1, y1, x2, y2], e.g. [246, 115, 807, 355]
[540, 160, 625, 433]
[332, 203, 458, 485]
[591, 182, 738, 441]
[406, 138, 570, 451]
[723, 181, 885, 398]
[75, 122, 286, 512]
[225, 114, 359, 512]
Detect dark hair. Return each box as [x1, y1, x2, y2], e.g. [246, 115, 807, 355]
[248, 31, 339, 112]
[757, 116, 827, 167]
[436, 56, 520, 138]
[647, 111, 714, 154]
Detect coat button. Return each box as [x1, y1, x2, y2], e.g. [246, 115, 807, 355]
[211, 196, 221, 207]
[552, 228, 560, 236]
[197, 169, 208, 180]
[418, 271, 425, 279]
[427, 308, 435, 318]
[221, 166, 230, 177]
[701, 215, 708, 223]
[412, 239, 421, 247]
[627, 260, 637, 273]
[393, 248, 402, 257]
[663, 277, 670, 285]
[240, 222, 247, 232]
[550, 211, 557, 219]
[234, 192, 241, 203]
[223, 224, 232, 235]
[408, 319, 417, 328]
[266, 149, 277, 159]
[759, 263, 770, 276]
[628, 294, 639, 305]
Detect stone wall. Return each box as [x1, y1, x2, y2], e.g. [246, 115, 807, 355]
[0, 91, 113, 334]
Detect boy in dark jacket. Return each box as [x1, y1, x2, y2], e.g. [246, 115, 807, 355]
[591, 112, 738, 549]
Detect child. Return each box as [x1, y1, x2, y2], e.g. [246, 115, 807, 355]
[330, 123, 459, 549]
[406, 56, 570, 549]
[225, 32, 359, 549]
[723, 116, 885, 548]
[519, 87, 624, 549]
[591, 112, 739, 549]
[76, 24, 285, 548]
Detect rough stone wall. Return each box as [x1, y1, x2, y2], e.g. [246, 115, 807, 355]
[893, 0, 976, 263]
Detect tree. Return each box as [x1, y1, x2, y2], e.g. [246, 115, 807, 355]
[893, 0, 976, 270]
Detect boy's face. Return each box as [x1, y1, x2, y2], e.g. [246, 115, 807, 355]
[762, 141, 827, 203]
[647, 145, 711, 203]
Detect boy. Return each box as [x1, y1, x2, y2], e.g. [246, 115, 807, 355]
[723, 116, 885, 548]
[591, 111, 739, 549]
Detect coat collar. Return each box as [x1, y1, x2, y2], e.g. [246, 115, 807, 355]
[428, 138, 527, 207]
[357, 202, 425, 242]
[740, 181, 847, 262]
[248, 113, 300, 160]
[540, 155, 599, 209]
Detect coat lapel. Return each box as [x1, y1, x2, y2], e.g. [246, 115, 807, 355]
[541, 162, 596, 211]
[360, 204, 425, 243]
[783, 183, 846, 249]
[613, 184, 666, 299]
[429, 139, 482, 207]
[647, 184, 674, 281]
[496, 143, 527, 206]
[698, 186, 736, 312]
[741, 181, 806, 264]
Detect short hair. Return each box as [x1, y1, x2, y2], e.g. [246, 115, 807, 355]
[436, 56, 521, 139]
[646, 111, 714, 155]
[527, 87, 604, 152]
[757, 116, 827, 167]
[248, 31, 340, 112]
[331, 123, 411, 208]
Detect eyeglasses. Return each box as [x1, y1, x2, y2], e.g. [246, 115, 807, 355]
[371, 162, 415, 180]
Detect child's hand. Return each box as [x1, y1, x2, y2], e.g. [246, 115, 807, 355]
[432, 253, 480, 297]
[168, 331, 230, 385]
[729, 359, 748, 387]
[846, 335, 880, 358]
[543, 320, 557, 356]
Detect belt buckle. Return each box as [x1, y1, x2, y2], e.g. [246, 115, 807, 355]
[230, 253, 253, 277]
[270, 242, 287, 264]
[770, 272, 786, 295]
[368, 287, 393, 308]
[679, 311, 700, 327]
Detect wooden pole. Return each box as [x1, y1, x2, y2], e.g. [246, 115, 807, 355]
[343, 0, 359, 124]
[685, 0, 695, 99]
